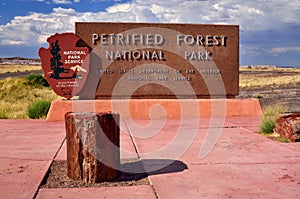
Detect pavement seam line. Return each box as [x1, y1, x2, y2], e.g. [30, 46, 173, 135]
[150, 184, 160, 199]
[189, 161, 300, 166]
[0, 156, 52, 162]
[32, 160, 53, 199]
[239, 125, 298, 149]
[52, 137, 66, 160]
[32, 137, 66, 199]
[124, 121, 160, 198]
[125, 121, 141, 160]
[239, 126, 257, 133]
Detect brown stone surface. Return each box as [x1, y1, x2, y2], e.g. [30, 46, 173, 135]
[75, 22, 239, 99]
[274, 112, 300, 142]
[65, 112, 120, 183]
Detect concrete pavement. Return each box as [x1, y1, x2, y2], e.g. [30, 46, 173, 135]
[0, 117, 299, 198]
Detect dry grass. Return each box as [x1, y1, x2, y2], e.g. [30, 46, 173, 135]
[259, 104, 288, 134]
[0, 77, 57, 119]
[240, 67, 300, 88]
[1, 65, 299, 119]
[0, 64, 42, 74]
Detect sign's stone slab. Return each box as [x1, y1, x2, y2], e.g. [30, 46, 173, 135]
[39, 33, 89, 99]
[75, 22, 239, 99]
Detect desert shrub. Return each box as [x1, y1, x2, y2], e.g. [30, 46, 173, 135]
[0, 111, 8, 119]
[27, 100, 51, 119]
[260, 118, 275, 134]
[259, 104, 287, 134]
[27, 74, 49, 87]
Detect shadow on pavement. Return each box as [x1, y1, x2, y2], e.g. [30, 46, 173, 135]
[117, 159, 188, 182]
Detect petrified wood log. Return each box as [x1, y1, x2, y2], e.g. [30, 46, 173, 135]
[274, 112, 300, 142]
[65, 112, 120, 183]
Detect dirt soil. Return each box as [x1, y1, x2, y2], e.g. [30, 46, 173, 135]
[41, 159, 150, 188]
[238, 85, 300, 113]
[0, 70, 43, 80]
[237, 69, 300, 113]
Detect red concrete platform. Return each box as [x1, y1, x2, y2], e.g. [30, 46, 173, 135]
[0, 120, 65, 199]
[46, 99, 262, 121]
[0, 116, 299, 199]
[36, 186, 156, 199]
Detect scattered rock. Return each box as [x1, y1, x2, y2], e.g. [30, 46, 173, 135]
[274, 112, 300, 142]
[288, 92, 297, 96]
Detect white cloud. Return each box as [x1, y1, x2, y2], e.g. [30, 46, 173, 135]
[241, 46, 268, 56]
[1, 40, 25, 45]
[106, 3, 132, 13]
[52, 7, 77, 15]
[0, 7, 77, 46]
[52, 0, 72, 4]
[241, 46, 300, 57]
[0, 0, 299, 50]
[270, 47, 300, 54]
[92, 0, 122, 2]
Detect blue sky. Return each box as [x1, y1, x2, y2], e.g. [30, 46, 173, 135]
[0, 0, 299, 66]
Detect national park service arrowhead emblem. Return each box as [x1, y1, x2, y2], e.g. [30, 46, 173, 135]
[39, 33, 89, 99]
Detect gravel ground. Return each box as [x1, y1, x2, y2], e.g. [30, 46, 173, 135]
[238, 85, 300, 113]
[41, 159, 150, 188]
[0, 70, 43, 80]
[237, 69, 300, 113]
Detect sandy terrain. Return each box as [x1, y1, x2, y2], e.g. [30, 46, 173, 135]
[238, 69, 300, 113]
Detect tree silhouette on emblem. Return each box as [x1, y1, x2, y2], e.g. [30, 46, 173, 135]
[50, 40, 64, 79]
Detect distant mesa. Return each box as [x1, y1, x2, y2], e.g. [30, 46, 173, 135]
[0, 57, 40, 65]
[240, 65, 277, 69]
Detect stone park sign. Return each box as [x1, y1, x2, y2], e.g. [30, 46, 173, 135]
[39, 22, 239, 99]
